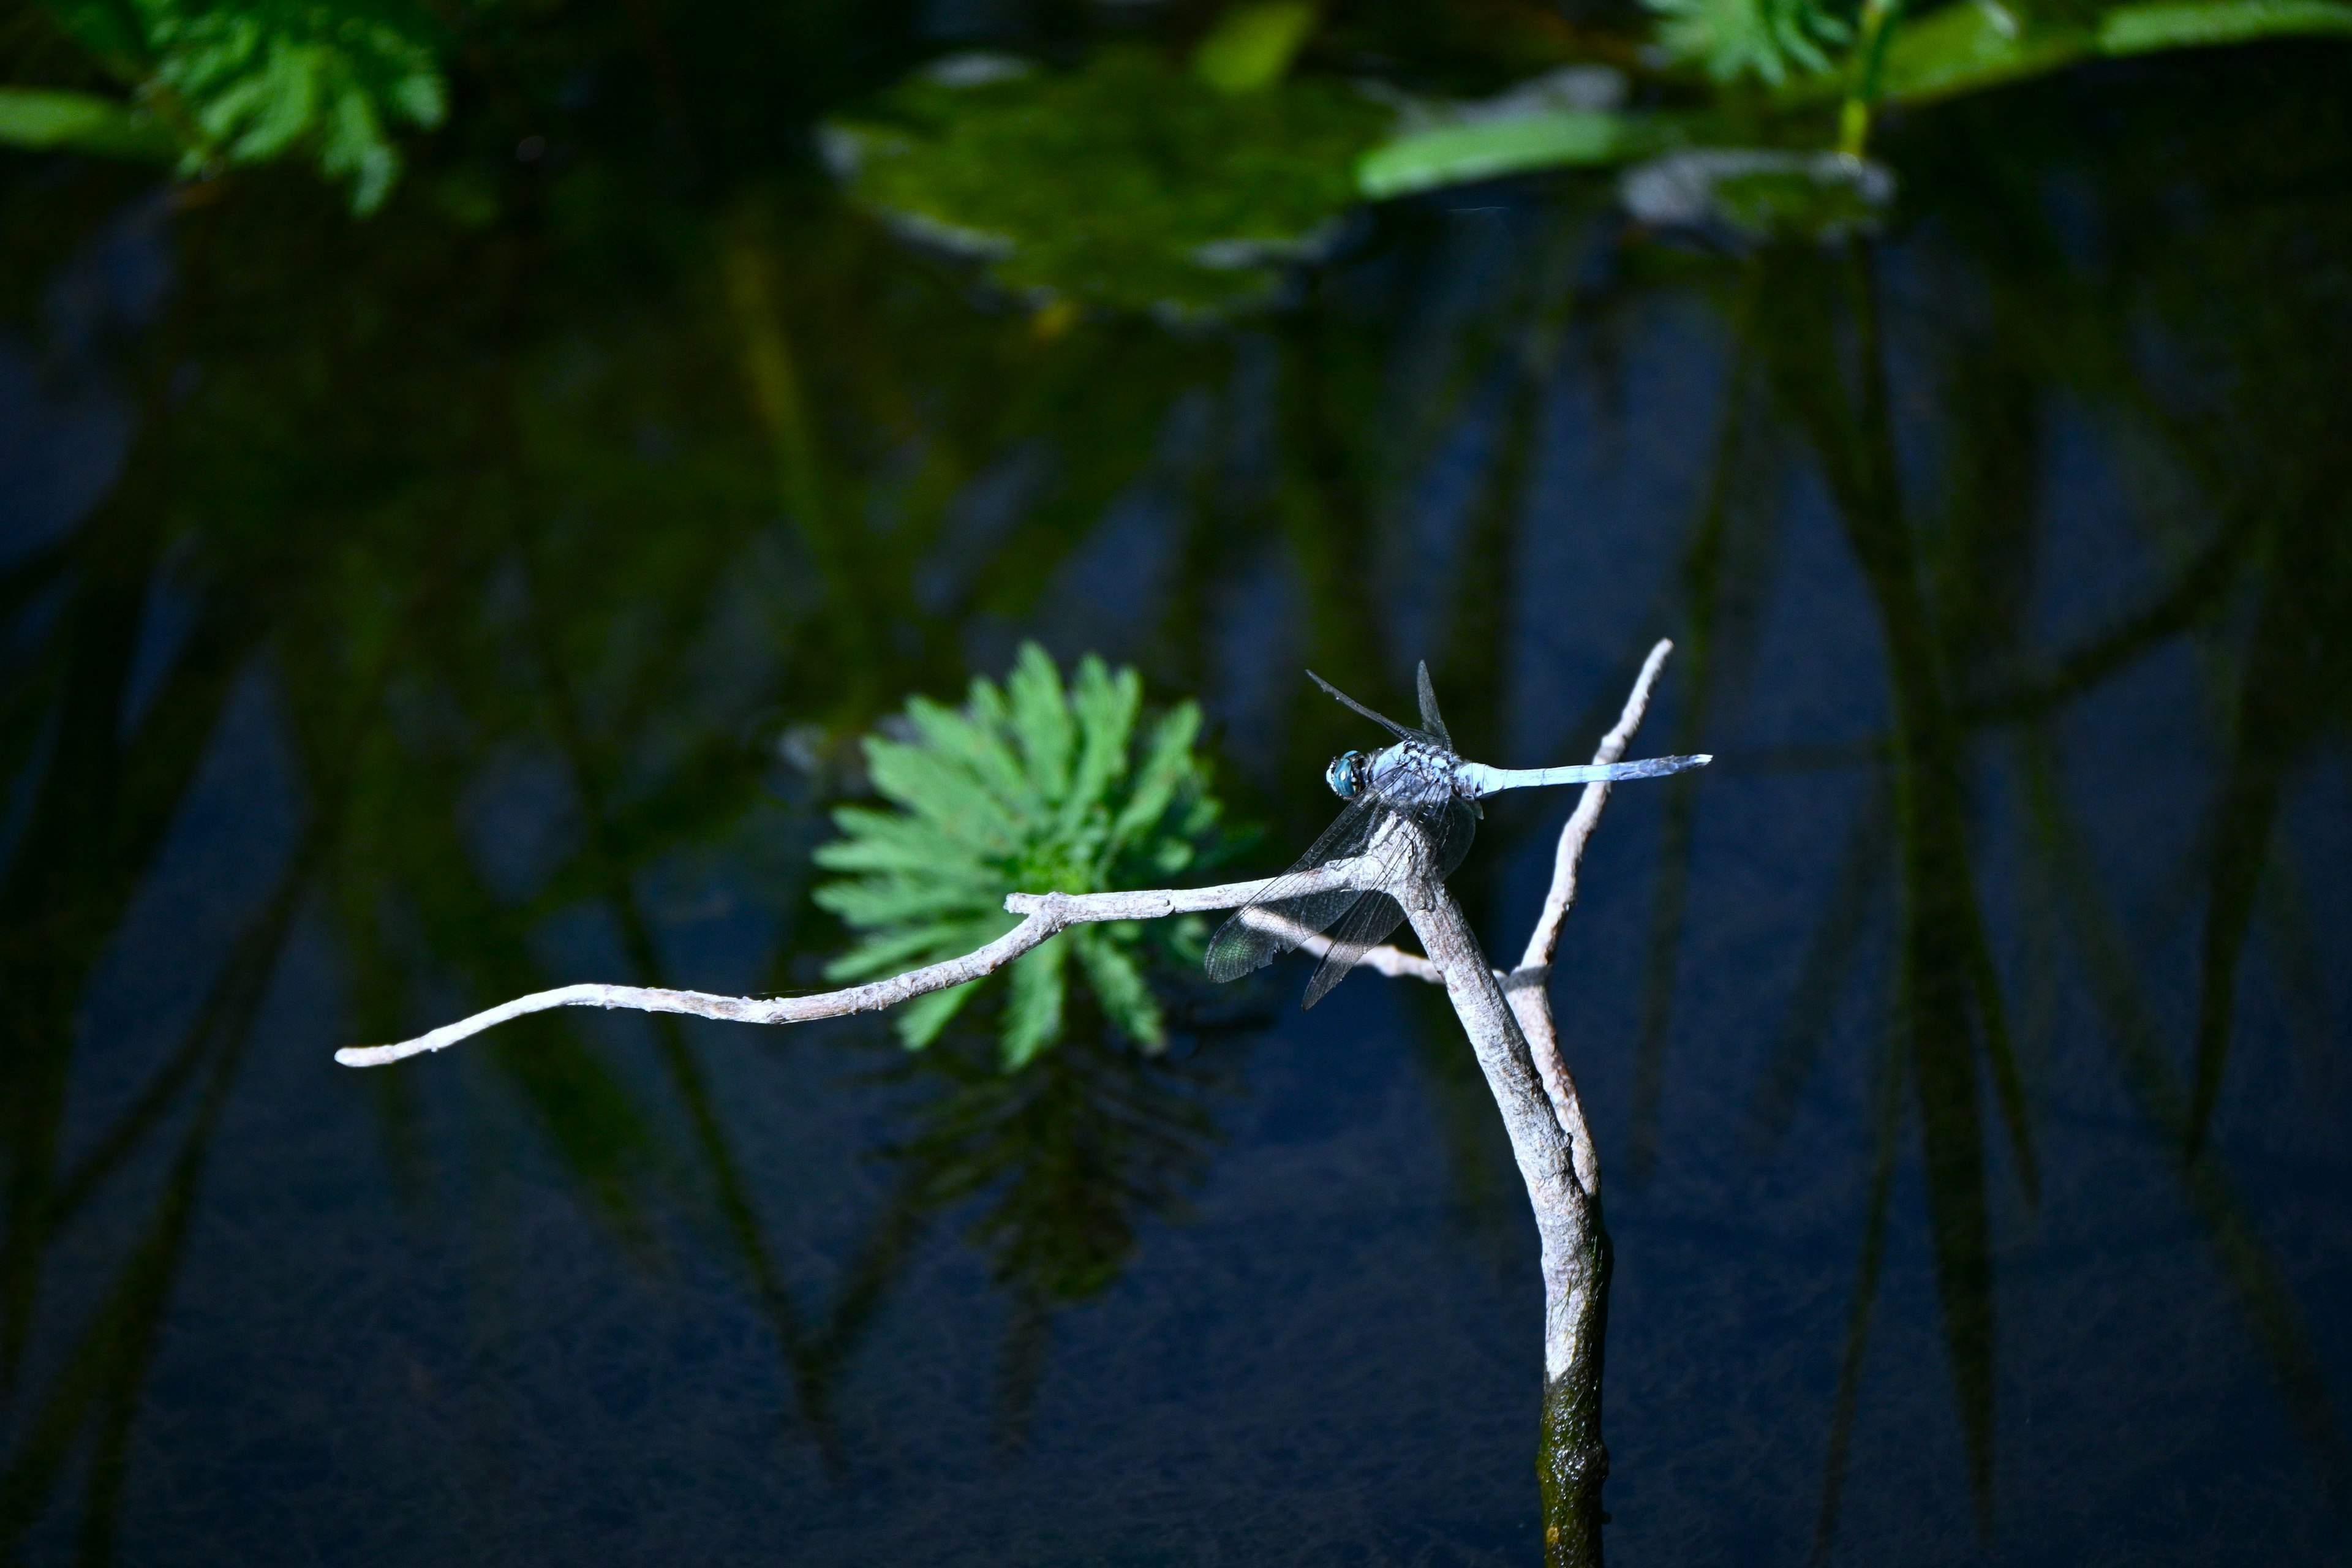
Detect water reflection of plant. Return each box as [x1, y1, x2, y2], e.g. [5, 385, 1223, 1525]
[847, 1026, 1234, 1446]
[1653, 77, 2352, 1543]
[0, 156, 1265, 1554]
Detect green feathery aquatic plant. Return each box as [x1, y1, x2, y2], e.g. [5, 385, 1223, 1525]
[813, 644, 1234, 1070]
[7, 0, 447, 211]
[1645, 0, 1854, 84]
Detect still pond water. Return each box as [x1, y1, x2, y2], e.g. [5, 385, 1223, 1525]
[2, 29, 2349, 1568]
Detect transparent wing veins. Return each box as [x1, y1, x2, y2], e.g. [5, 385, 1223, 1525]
[1203, 794, 1384, 982]
[1414, 660, 1452, 750]
[1305, 669, 1422, 743]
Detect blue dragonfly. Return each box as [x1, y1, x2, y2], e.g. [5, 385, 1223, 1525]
[1205, 662, 1709, 1006]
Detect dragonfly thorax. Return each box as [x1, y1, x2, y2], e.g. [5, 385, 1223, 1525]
[1364, 741, 1461, 807]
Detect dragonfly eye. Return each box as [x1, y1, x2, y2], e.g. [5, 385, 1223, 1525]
[1325, 751, 1365, 799]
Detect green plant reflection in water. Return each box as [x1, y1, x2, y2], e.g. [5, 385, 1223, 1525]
[816, 1025, 1234, 1448]
[1662, 155, 2352, 1542]
[816, 643, 1237, 1068]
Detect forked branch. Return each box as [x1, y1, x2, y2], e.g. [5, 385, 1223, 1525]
[332, 639, 1684, 1568]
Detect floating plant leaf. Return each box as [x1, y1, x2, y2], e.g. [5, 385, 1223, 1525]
[1836, 0, 2089, 105]
[1359, 109, 1648, 199]
[823, 47, 1393, 318]
[815, 644, 1234, 1068]
[1773, 0, 2352, 109]
[2100, 0, 2352, 48]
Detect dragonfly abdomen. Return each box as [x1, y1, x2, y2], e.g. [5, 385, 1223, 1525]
[1453, 753, 1712, 797]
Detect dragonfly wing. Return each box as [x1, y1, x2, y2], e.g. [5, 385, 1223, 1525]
[1298, 799, 1453, 1007]
[1430, 794, 1478, 879]
[1204, 795, 1382, 982]
[1301, 889, 1417, 1008]
[1414, 660, 1452, 751]
[1305, 670, 1422, 743]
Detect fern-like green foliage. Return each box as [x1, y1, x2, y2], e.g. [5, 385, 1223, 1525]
[813, 644, 1231, 1070]
[1646, 0, 1854, 83]
[36, 0, 446, 212]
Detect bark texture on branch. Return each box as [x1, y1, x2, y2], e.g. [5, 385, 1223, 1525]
[339, 865, 1366, 1068]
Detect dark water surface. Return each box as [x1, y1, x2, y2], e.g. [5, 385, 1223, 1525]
[3, 34, 2350, 1568]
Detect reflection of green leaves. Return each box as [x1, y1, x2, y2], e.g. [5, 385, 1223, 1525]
[2184, 505, 2349, 1158]
[888, 1028, 1227, 1438]
[816, 644, 1231, 1067]
[901, 1031, 1223, 1303]
[2020, 736, 2352, 1502]
[1756, 247, 2037, 1529]
[825, 48, 1391, 317]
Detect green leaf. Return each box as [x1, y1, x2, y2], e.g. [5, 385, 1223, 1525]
[897, 980, 982, 1049]
[1819, 1, 2089, 106]
[1358, 111, 1653, 200]
[1193, 0, 1321, 94]
[812, 807, 990, 876]
[816, 646, 1235, 1068]
[817, 878, 1006, 931]
[862, 737, 1023, 854]
[1064, 655, 1137, 831]
[145, 0, 448, 213]
[1072, 929, 1166, 1049]
[907, 692, 1042, 820]
[1643, 0, 1852, 85]
[1006, 642, 1077, 802]
[1109, 701, 1201, 846]
[0, 88, 177, 159]
[1790, 0, 2352, 110]
[1002, 938, 1070, 1069]
[822, 922, 971, 981]
[2098, 0, 2352, 51]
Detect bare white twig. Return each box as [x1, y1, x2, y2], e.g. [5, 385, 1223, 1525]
[337, 865, 1369, 1069]
[1523, 638, 1676, 975]
[1506, 639, 1675, 1197]
[1298, 929, 1445, 984]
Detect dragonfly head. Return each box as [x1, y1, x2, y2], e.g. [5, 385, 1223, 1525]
[1325, 750, 1368, 799]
